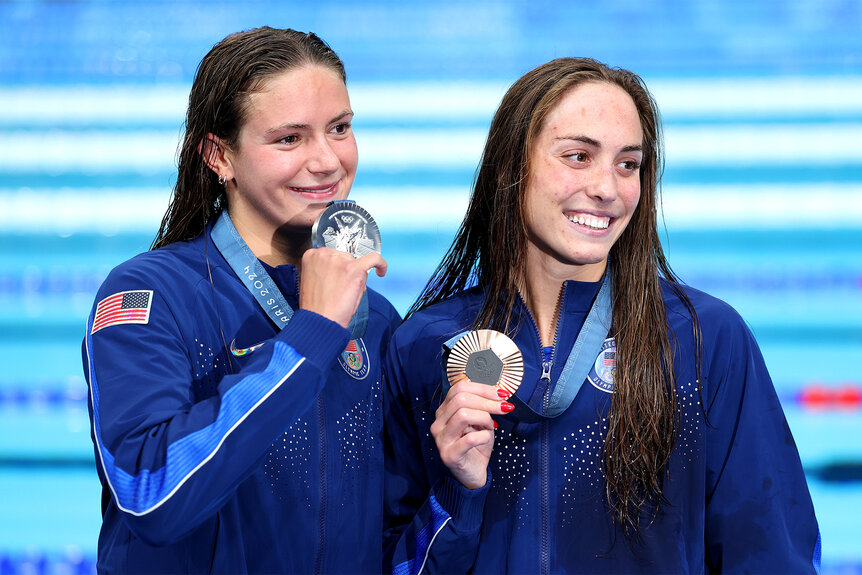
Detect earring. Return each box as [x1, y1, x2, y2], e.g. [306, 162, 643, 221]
[217, 174, 226, 186]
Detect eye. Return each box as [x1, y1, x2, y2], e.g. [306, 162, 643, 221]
[565, 151, 589, 164]
[617, 159, 641, 174]
[278, 134, 299, 145]
[331, 122, 351, 136]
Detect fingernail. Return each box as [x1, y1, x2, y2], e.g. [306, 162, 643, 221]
[501, 401, 515, 413]
[493, 420, 499, 429]
[497, 388, 510, 399]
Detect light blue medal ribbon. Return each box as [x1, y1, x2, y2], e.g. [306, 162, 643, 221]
[211, 210, 368, 338]
[442, 273, 612, 423]
[543, 273, 612, 417]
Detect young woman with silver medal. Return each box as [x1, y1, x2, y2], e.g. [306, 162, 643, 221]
[82, 27, 399, 573]
[383, 58, 820, 573]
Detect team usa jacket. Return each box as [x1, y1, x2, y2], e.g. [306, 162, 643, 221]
[383, 279, 820, 574]
[82, 225, 401, 574]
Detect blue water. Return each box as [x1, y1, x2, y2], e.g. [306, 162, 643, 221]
[2, 0, 861, 84]
[1, 0, 861, 573]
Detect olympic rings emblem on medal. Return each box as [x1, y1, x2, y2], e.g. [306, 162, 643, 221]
[312, 200, 382, 258]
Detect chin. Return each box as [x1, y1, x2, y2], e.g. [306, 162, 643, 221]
[564, 252, 608, 265]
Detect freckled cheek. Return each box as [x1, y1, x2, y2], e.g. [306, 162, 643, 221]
[534, 169, 575, 203]
[553, 176, 584, 203]
[552, 190, 570, 204]
[621, 182, 641, 211]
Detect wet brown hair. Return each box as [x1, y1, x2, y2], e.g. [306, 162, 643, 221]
[409, 57, 702, 541]
[151, 27, 346, 249]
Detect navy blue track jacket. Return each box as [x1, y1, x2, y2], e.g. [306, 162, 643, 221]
[82, 225, 400, 573]
[383, 279, 820, 574]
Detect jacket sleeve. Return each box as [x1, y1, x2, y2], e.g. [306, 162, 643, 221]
[382, 332, 488, 574]
[82, 266, 350, 546]
[703, 310, 821, 573]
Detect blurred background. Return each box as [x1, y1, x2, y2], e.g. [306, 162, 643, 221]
[1, 0, 860, 572]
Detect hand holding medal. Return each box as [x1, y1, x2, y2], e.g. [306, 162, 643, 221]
[302, 200, 386, 332]
[432, 330, 523, 490]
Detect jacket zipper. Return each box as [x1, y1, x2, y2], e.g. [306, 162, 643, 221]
[540, 390, 551, 575]
[314, 396, 327, 575]
[299, 270, 328, 575]
[522, 285, 565, 386]
[521, 284, 566, 575]
[300, 269, 327, 573]
[543, 286, 563, 575]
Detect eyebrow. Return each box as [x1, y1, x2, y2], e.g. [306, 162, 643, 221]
[264, 109, 354, 136]
[555, 134, 643, 153]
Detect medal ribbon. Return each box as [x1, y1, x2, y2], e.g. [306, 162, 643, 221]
[442, 272, 612, 423]
[211, 210, 368, 338]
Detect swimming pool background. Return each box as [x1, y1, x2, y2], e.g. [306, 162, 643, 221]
[1, 1, 860, 572]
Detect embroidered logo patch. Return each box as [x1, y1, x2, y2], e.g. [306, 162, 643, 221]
[230, 338, 266, 357]
[338, 338, 369, 380]
[587, 337, 616, 393]
[91, 290, 153, 334]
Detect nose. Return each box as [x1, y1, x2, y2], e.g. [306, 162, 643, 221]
[307, 136, 340, 174]
[587, 164, 618, 202]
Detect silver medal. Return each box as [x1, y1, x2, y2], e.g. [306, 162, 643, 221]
[311, 200, 382, 258]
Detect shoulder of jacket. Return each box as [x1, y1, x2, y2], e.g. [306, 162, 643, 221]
[393, 289, 482, 350]
[96, 239, 211, 303]
[661, 279, 749, 334]
[365, 287, 402, 323]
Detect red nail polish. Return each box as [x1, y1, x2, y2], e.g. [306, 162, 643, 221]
[493, 420, 499, 429]
[497, 388, 510, 399]
[501, 401, 515, 413]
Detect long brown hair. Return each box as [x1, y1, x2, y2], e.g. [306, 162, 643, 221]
[408, 57, 702, 540]
[151, 27, 346, 249]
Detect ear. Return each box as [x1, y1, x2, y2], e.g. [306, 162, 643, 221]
[198, 134, 234, 182]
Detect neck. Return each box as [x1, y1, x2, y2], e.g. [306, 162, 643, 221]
[522, 247, 607, 346]
[229, 212, 310, 268]
[521, 277, 562, 348]
[267, 230, 311, 268]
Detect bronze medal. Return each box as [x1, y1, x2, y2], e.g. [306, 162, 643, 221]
[446, 329, 524, 396]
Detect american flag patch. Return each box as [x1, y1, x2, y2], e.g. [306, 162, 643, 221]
[91, 290, 153, 334]
[604, 351, 616, 367]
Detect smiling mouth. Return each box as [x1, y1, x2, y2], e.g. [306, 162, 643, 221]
[567, 213, 610, 230]
[289, 181, 339, 194]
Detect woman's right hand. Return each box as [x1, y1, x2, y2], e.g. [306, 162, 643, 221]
[298, 247, 387, 328]
[430, 380, 512, 490]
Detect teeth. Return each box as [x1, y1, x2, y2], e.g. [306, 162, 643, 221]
[568, 215, 609, 229]
[291, 183, 336, 193]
